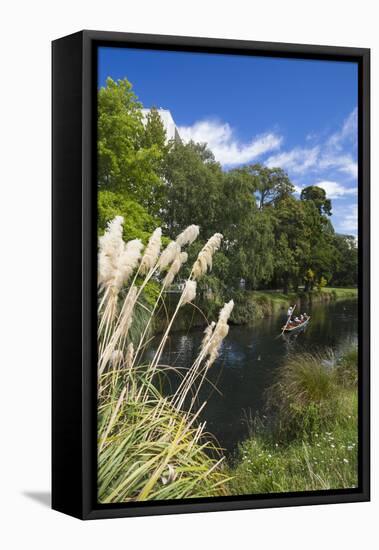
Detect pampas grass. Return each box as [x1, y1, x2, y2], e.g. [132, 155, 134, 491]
[172, 300, 234, 411]
[97, 217, 233, 502]
[176, 224, 200, 247]
[163, 251, 188, 288]
[158, 241, 181, 271]
[193, 233, 223, 279]
[203, 300, 234, 368]
[140, 227, 162, 275]
[181, 279, 197, 305]
[98, 215, 124, 289]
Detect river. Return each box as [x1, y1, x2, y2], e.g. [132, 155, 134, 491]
[150, 299, 358, 455]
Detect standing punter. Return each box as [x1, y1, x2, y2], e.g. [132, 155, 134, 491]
[287, 305, 294, 321]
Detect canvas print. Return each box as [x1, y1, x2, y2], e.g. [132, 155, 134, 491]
[96, 47, 359, 504]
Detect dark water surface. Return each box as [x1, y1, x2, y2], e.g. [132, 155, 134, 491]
[151, 299, 358, 454]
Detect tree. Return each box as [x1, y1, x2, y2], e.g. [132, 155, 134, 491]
[140, 107, 167, 152]
[98, 189, 159, 243]
[300, 200, 336, 285]
[274, 234, 298, 293]
[222, 168, 275, 288]
[300, 185, 332, 216]
[163, 141, 223, 237]
[97, 78, 165, 215]
[330, 234, 358, 287]
[245, 164, 295, 209]
[271, 197, 311, 292]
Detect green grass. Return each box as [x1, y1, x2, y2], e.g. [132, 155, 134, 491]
[227, 346, 358, 494]
[228, 409, 358, 494]
[98, 365, 229, 503]
[322, 287, 358, 300]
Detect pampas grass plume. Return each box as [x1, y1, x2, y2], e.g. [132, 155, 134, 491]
[140, 228, 162, 274]
[182, 280, 197, 305]
[158, 241, 181, 271]
[176, 225, 200, 247]
[98, 216, 124, 288]
[163, 251, 188, 288]
[204, 300, 234, 368]
[193, 233, 223, 280]
[113, 239, 144, 291]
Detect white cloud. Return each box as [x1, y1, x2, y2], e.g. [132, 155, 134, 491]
[265, 108, 358, 179]
[178, 109, 358, 182]
[266, 146, 319, 174]
[312, 180, 357, 199]
[178, 119, 282, 166]
[327, 107, 357, 151]
[319, 153, 358, 178]
[334, 204, 358, 234]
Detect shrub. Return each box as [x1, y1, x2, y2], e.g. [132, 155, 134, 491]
[266, 353, 345, 441]
[336, 346, 358, 388]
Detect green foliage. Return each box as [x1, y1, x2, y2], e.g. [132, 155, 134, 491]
[98, 189, 159, 243]
[301, 185, 332, 216]
[304, 268, 315, 288]
[245, 164, 295, 209]
[330, 234, 358, 287]
[317, 276, 328, 290]
[141, 280, 161, 307]
[230, 290, 272, 324]
[222, 169, 275, 289]
[98, 78, 165, 215]
[140, 106, 168, 152]
[163, 141, 223, 237]
[271, 197, 311, 292]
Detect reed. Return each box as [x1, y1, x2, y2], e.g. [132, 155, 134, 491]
[97, 217, 232, 502]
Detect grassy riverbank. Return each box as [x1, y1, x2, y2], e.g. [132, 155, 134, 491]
[159, 287, 358, 331]
[228, 346, 358, 493]
[229, 287, 357, 325]
[321, 287, 358, 300]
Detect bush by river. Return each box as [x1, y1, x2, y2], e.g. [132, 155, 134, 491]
[227, 345, 358, 494]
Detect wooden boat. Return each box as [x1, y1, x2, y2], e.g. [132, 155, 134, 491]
[281, 316, 310, 334]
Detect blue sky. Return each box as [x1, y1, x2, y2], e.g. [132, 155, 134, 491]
[99, 47, 358, 235]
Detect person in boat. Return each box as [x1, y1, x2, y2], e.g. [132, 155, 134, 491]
[300, 314, 304, 321]
[294, 316, 302, 324]
[287, 306, 294, 320]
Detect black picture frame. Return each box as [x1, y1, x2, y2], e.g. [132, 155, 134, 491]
[52, 30, 370, 520]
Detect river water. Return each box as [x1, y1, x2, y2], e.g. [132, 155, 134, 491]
[152, 299, 358, 455]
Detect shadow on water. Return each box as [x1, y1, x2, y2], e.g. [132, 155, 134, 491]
[155, 299, 358, 455]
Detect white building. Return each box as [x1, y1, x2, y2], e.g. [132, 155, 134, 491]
[141, 108, 181, 143]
